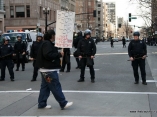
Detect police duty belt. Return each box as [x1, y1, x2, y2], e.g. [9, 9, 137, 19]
[127, 56, 148, 61]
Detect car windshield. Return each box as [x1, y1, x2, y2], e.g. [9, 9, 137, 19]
[0, 33, 26, 43]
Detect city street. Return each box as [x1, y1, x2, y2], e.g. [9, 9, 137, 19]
[0, 42, 157, 117]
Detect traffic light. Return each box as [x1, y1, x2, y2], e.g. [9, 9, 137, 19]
[129, 13, 131, 22]
[118, 24, 121, 28]
[93, 10, 96, 17]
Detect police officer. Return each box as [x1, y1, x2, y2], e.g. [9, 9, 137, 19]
[14, 34, 26, 71]
[30, 32, 43, 81]
[128, 32, 147, 85]
[0, 36, 14, 81]
[60, 48, 71, 72]
[77, 29, 96, 83]
[73, 31, 83, 69]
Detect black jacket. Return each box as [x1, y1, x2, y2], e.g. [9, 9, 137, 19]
[122, 38, 126, 44]
[128, 40, 147, 57]
[73, 35, 83, 48]
[77, 38, 96, 56]
[30, 41, 42, 59]
[14, 41, 26, 54]
[0, 44, 13, 59]
[35, 40, 62, 69]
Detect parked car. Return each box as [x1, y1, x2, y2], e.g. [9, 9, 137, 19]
[125, 38, 130, 42]
[113, 38, 119, 42]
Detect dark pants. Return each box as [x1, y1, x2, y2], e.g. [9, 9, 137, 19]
[32, 60, 39, 80]
[123, 43, 126, 48]
[16, 55, 25, 70]
[1, 59, 14, 80]
[132, 59, 146, 82]
[38, 71, 68, 109]
[75, 58, 80, 68]
[61, 54, 71, 71]
[80, 58, 95, 80]
[111, 43, 114, 47]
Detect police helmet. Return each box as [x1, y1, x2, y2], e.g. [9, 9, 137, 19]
[3, 36, 10, 41]
[36, 32, 43, 37]
[133, 32, 140, 36]
[84, 29, 91, 36]
[17, 34, 22, 39]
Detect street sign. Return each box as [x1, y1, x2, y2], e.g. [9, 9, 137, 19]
[131, 17, 137, 19]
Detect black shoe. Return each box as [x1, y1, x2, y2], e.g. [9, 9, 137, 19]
[22, 69, 25, 71]
[16, 69, 19, 71]
[142, 82, 147, 85]
[66, 70, 70, 73]
[31, 79, 36, 82]
[91, 79, 95, 83]
[0, 79, 5, 81]
[11, 79, 14, 81]
[134, 81, 139, 84]
[77, 79, 84, 82]
[60, 70, 64, 72]
[76, 67, 79, 69]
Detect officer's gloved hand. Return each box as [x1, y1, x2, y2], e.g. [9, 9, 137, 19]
[130, 57, 134, 61]
[142, 55, 147, 59]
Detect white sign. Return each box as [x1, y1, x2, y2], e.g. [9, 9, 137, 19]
[155, 31, 157, 34]
[55, 10, 75, 48]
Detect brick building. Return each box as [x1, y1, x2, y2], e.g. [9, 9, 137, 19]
[4, 0, 60, 32]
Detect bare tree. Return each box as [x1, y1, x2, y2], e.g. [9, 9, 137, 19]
[122, 21, 133, 38]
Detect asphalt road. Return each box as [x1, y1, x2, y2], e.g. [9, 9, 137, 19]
[0, 41, 157, 117]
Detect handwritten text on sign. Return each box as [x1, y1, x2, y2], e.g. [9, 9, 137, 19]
[55, 10, 75, 48]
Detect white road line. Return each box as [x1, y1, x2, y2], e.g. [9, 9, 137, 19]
[0, 90, 157, 95]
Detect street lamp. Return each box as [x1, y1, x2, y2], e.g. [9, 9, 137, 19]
[43, 7, 50, 32]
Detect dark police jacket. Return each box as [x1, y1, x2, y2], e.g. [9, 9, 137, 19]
[35, 40, 62, 69]
[128, 40, 147, 58]
[14, 41, 26, 54]
[77, 38, 96, 57]
[30, 41, 42, 59]
[0, 44, 13, 59]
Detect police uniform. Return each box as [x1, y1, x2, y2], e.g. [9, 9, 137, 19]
[60, 48, 71, 72]
[14, 34, 26, 71]
[30, 33, 43, 81]
[128, 32, 147, 85]
[0, 36, 14, 81]
[77, 29, 96, 83]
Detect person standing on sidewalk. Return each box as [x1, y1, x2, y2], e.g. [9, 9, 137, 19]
[14, 34, 26, 71]
[0, 36, 14, 81]
[77, 29, 96, 83]
[128, 32, 147, 85]
[30, 32, 43, 81]
[35, 29, 73, 109]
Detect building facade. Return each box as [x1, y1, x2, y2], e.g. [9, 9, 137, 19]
[151, 0, 157, 33]
[4, 0, 60, 32]
[60, 0, 75, 12]
[103, 2, 108, 38]
[0, 0, 5, 34]
[75, 0, 96, 37]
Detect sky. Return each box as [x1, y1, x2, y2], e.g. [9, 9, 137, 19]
[103, 0, 146, 31]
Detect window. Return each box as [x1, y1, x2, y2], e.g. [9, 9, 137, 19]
[16, 6, 25, 17]
[98, 11, 100, 14]
[4, 5, 6, 18]
[98, 24, 100, 26]
[10, 6, 14, 18]
[98, 4, 101, 7]
[26, 5, 30, 17]
[98, 17, 100, 21]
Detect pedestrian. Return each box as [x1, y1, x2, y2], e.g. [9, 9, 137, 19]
[73, 31, 83, 69]
[14, 34, 26, 71]
[35, 29, 73, 109]
[30, 32, 43, 81]
[60, 48, 71, 72]
[77, 29, 96, 83]
[122, 36, 126, 48]
[128, 32, 147, 85]
[110, 37, 114, 48]
[0, 36, 14, 81]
